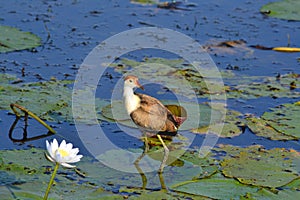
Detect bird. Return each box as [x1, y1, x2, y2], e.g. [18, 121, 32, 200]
[123, 75, 186, 173]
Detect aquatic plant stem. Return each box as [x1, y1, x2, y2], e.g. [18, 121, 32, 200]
[43, 162, 59, 200]
[10, 103, 56, 134]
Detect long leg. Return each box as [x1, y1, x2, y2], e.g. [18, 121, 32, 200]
[157, 134, 169, 174]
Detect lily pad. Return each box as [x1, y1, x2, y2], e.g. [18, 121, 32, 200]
[244, 178, 300, 200]
[180, 150, 219, 179]
[171, 173, 258, 200]
[96, 147, 202, 186]
[251, 189, 300, 200]
[110, 58, 300, 100]
[261, 102, 300, 139]
[120, 186, 209, 199]
[0, 148, 129, 199]
[0, 25, 41, 53]
[1, 147, 299, 199]
[227, 73, 300, 99]
[192, 109, 244, 138]
[217, 145, 300, 188]
[261, 0, 300, 21]
[0, 74, 105, 123]
[0, 75, 73, 122]
[246, 117, 297, 140]
[109, 58, 227, 99]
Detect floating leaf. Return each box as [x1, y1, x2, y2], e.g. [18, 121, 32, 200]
[120, 186, 209, 199]
[262, 102, 300, 139]
[1, 147, 299, 199]
[244, 178, 300, 200]
[261, 0, 300, 21]
[109, 58, 227, 99]
[0, 171, 23, 186]
[0, 74, 105, 123]
[109, 57, 300, 100]
[227, 73, 300, 99]
[0, 148, 49, 182]
[0, 181, 123, 200]
[0, 25, 41, 53]
[217, 145, 300, 188]
[246, 117, 297, 140]
[192, 109, 244, 138]
[180, 150, 219, 179]
[171, 173, 258, 200]
[0, 148, 131, 199]
[96, 147, 202, 185]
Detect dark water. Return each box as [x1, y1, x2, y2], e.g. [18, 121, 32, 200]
[1, 0, 300, 153]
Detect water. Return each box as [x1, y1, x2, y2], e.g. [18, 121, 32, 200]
[0, 0, 299, 153]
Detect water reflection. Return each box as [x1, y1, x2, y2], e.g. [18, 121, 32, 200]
[134, 132, 185, 190]
[9, 117, 54, 144]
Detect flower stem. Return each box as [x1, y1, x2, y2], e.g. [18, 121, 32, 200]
[43, 162, 59, 200]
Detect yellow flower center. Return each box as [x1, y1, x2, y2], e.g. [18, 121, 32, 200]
[57, 148, 69, 157]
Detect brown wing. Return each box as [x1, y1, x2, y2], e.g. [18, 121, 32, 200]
[136, 93, 167, 116]
[131, 93, 178, 132]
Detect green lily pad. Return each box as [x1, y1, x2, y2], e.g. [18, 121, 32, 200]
[109, 58, 227, 99]
[217, 145, 300, 188]
[171, 173, 258, 200]
[261, 0, 300, 21]
[261, 102, 300, 139]
[0, 148, 129, 199]
[0, 74, 106, 123]
[180, 150, 219, 179]
[244, 178, 300, 200]
[110, 58, 300, 100]
[120, 186, 209, 199]
[227, 73, 300, 99]
[246, 117, 297, 140]
[248, 189, 300, 200]
[96, 148, 203, 186]
[0, 171, 23, 186]
[1, 147, 299, 199]
[0, 74, 71, 122]
[0, 148, 49, 182]
[192, 109, 244, 138]
[0, 25, 41, 53]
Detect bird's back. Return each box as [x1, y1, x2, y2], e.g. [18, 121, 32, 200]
[130, 93, 179, 133]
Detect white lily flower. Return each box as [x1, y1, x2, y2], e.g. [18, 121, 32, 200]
[45, 139, 83, 168]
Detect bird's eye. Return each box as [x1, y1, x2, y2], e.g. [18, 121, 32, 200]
[129, 80, 133, 83]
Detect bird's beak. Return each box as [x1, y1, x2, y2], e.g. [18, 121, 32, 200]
[136, 80, 144, 90]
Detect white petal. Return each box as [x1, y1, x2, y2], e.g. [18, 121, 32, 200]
[66, 143, 73, 151]
[55, 150, 64, 163]
[70, 148, 79, 155]
[46, 140, 50, 153]
[45, 153, 55, 163]
[67, 155, 83, 163]
[52, 139, 59, 152]
[59, 140, 67, 149]
[61, 162, 76, 168]
[46, 140, 55, 158]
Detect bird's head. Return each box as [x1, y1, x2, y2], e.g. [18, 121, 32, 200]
[123, 75, 144, 90]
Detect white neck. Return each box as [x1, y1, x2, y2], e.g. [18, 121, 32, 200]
[123, 86, 140, 115]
